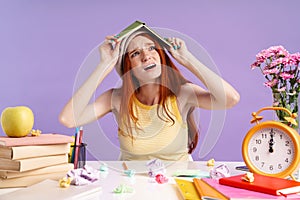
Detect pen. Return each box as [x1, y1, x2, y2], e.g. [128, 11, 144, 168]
[73, 127, 80, 169]
[79, 126, 83, 145]
[70, 128, 79, 163]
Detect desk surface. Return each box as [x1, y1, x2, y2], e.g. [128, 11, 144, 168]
[0, 160, 246, 200]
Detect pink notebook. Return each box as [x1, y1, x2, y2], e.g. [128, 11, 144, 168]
[203, 178, 300, 199]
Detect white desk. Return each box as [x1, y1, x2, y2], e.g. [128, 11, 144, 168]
[0, 161, 245, 200]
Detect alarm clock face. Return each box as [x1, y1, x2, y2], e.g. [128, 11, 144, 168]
[246, 126, 296, 175]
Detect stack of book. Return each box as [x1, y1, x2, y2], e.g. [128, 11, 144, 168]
[0, 133, 74, 188]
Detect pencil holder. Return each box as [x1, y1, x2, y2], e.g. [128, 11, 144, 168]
[71, 143, 87, 169]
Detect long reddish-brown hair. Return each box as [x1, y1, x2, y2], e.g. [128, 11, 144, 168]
[119, 33, 199, 153]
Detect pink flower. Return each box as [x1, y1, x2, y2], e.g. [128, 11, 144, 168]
[256, 50, 267, 62]
[268, 45, 289, 57]
[250, 61, 260, 69]
[270, 57, 286, 67]
[263, 68, 280, 75]
[282, 55, 297, 66]
[252, 46, 300, 127]
[264, 79, 278, 87]
[280, 72, 294, 80]
[290, 53, 300, 65]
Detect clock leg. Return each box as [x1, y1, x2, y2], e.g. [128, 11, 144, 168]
[290, 168, 300, 181]
[290, 174, 297, 181]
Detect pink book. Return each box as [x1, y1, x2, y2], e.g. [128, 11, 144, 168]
[203, 178, 300, 199]
[0, 133, 74, 147]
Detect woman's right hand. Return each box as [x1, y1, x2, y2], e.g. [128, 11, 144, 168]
[98, 35, 121, 69]
[166, 37, 193, 67]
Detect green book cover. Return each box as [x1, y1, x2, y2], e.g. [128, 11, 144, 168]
[117, 20, 172, 48]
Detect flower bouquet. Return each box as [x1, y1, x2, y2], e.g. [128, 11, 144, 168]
[251, 45, 300, 129]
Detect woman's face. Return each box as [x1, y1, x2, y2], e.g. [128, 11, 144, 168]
[126, 35, 162, 83]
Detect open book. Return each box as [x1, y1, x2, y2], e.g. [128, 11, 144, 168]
[115, 20, 172, 49]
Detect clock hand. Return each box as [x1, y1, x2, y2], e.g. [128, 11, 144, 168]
[269, 130, 275, 153]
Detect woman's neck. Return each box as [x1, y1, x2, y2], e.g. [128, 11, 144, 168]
[136, 84, 160, 105]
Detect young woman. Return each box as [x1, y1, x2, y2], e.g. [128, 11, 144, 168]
[59, 29, 240, 161]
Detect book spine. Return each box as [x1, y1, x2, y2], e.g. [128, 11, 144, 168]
[0, 158, 19, 171]
[0, 147, 12, 159]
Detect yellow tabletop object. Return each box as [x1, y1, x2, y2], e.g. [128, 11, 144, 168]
[31, 129, 42, 136]
[241, 172, 254, 183]
[207, 158, 215, 166]
[59, 177, 72, 188]
[175, 179, 201, 200]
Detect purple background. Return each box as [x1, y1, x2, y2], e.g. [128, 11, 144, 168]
[1, 1, 299, 161]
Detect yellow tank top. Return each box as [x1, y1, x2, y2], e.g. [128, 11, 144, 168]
[117, 95, 189, 161]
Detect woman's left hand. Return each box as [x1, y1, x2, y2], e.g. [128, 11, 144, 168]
[166, 37, 192, 66]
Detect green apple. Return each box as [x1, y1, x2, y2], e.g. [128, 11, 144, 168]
[1, 106, 34, 137]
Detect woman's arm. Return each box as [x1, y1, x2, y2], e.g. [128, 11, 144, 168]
[59, 37, 120, 128]
[167, 38, 240, 110]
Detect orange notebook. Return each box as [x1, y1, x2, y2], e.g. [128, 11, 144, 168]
[193, 178, 229, 200]
[0, 133, 74, 147]
[219, 173, 300, 196]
